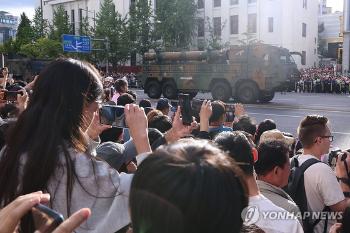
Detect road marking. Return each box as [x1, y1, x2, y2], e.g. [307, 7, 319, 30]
[333, 131, 350, 135]
[246, 106, 350, 114]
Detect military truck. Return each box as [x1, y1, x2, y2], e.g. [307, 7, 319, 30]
[6, 59, 51, 81]
[137, 43, 300, 103]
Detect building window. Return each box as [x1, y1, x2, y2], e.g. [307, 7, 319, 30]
[248, 14, 257, 33]
[303, 0, 307, 9]
[268, 17, 273, 32]
[213, 0, 221, 7]
[314, 48, 316, 54]
[315, 37, 317, 44]
[231, 0, 239, 5]
[79, 9, 83, 23]
[302, 51, 306, 65]
[198, 18, 205, 37]
[198, 0, 204, 9]
[248, 0, 256, 3]
[71, 10, 75, 34]
[302, 23, 306, 37]
[64, 11, 68, 20]
[213, 17, 221, 36]
[230, 15, 239, 34]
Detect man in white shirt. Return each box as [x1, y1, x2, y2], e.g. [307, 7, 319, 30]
[214, 131, 303, 233]
[297, 115, 350, 233]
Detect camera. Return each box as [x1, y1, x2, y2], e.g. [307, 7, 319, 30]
[328, 149, 350, 170]
[99, 105, 127, 128]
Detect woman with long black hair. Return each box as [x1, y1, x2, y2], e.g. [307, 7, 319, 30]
[0, 59, 151, 233]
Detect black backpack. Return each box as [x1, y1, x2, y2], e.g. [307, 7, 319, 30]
[287, 156, 330, 233]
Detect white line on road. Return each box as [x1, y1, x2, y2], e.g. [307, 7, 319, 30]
[248, 112, 303, 118]
[333, 131, 350, 135]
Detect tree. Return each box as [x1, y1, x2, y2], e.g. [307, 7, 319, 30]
[205, 17, 229, 50]
[16, 13, 34, 51]
[50, 5, 71, 40]
[95, 0, 130, 65]
[128, 0, 155, 64]
[32, 7, 49, 40]
[79, 16, 92, 36]
[19, 38, 61, 59]
[154, 0, 196, 50]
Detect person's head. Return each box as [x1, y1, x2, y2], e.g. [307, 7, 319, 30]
[114, 78, 128, 94]
[209, 100, 225, 124]
[139, 99, 152, 108]
[0, 59, 103, 223]
[255, 119, 276, 144]
[117, 93, 135, 106]
[156, 98, 171, 116]
[148, 115, 172, 133]
[147, 109, 163, 122]
[130, 139, 248, 233]
[232, 116, 257, 136]
[214, 131, 254, 177]
[103, 88, 113, 102]
[255, 141, 290, 187]
[297, 115, 331, 156]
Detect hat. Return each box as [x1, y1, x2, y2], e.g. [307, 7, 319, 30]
[156, 98, 171, 110]
[259, 129, 295, 145]
[96, 142, 126, 170]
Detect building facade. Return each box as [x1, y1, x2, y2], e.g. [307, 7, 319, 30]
[343, 0, 350, 73]
[196, 0, 319, 68]
[0, 11, 18, 45]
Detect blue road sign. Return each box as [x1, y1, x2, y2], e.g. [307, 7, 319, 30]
[62, 34, 91, 53]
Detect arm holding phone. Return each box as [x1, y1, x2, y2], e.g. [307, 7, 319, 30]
[199, 100, 212, 132]
[0, 191, 91, 233]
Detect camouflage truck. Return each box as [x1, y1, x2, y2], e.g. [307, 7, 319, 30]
[137, 43, 300, 103]
[6, 59, 51, 81]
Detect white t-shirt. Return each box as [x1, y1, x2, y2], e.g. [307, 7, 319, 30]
[245, 194, 303, 233]
[298, 154, 345, 233]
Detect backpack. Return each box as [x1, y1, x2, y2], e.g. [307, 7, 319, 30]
[286, 156, 330, 233]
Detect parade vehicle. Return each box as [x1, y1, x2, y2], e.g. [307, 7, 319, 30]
[137, 43, 300, 103]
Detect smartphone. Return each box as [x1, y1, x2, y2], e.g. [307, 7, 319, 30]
[191, 99, 204, 115]
[32, 204, 64, 233]
[178, 93, 192, 125]
[225, 104, 235, 122]
[0, 90, 22, 102]
[99, 105, 128, 128]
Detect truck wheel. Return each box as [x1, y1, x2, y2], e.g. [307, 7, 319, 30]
[237, 82, 258, 104]
[145, 80, 162, 99]
[259, 91, 275, 103]
[211, 82, 231, 102]
[162, 81, 178, 99]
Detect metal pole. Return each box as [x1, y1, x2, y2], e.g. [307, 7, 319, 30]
[93, 10, 96, 31]
[40, 0, 44, 37]
[105, 37, 109, 75]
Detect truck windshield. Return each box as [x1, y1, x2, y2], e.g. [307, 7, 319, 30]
[280, 54, 295, 64]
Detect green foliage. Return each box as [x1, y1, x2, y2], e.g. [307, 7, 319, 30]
[19, 38, 61, 59]
[32, 7, 49, 40]
[1, 38, 18, 55]
[16, 13, 34, 51]
[50, 5, 71, 40]
[154, 0, 196, 50]
[95, 0, 130, 65]
[79, 17, 93, 36]
[205, 17, 229, 50]
[129, 0, 155, 57]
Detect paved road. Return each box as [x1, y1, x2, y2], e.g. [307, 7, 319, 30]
[132, 89, 350, 150]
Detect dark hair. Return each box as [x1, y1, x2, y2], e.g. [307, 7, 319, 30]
[127, 90, 137, 100]
[209, 101, 225, 123]
[117, 93, 135, 106]
[147, 109, 163, 122]
[255, 119, 276, 144]
[297, 115, 328, 148]
[130, 139, 248, 233]
[139, 99, 152, 108]
[255, 141, 289, 176]
[232, 116, 257, 136]
[0, 59, 103, 231]
[0, 103, 19, 119]
[100, 127, 123, 143]
[214, 131, 254, 176]
[148, 115, 172, 133]
[114, 79, 128, 93]
[341, 206, 350, 233]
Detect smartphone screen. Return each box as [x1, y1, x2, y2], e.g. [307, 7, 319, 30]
[99, 105, 128, 128]
[178, 94, 192, 125]
[5, 91, 21, 102]
[32, 204, 64, 233]
[225, 104, 235, 122]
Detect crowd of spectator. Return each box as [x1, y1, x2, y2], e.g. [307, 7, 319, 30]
[293, 67, 350, 94]
[1, 59, 350, 233]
